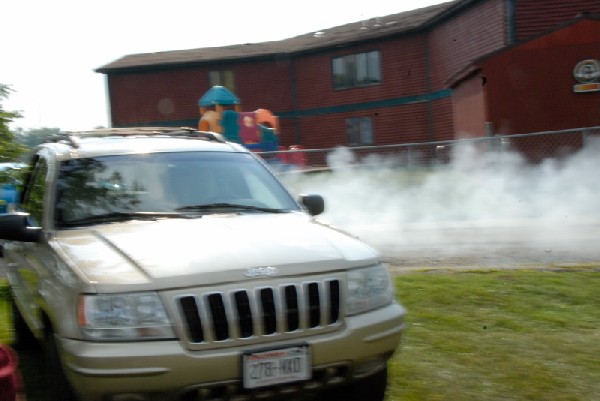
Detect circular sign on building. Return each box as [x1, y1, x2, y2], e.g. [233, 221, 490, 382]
[573, 59, 600, 92]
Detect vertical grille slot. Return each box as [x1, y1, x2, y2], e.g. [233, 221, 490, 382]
[284, 285, 299, 332]
[307, 282, 321, 328]
[179, 296, 204, 343]
[328, 280, 340, 324]
[176, 277, 343, 346]
[260, 288, 277, 334]
[208, 293, 229, 340]
[234, 290, 254, 338]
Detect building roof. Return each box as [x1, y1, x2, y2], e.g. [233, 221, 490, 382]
[96, 1, 459, 73]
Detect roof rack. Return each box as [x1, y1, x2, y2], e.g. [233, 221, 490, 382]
[45, 127, 226, 148]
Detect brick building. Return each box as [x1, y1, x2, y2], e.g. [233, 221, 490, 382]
[96, 0, 600, 149]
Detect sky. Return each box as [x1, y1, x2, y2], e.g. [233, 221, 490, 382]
[2, 0, 448, 133]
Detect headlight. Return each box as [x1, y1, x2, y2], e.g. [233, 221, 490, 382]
[78, 292, 175, 340]
[347, 265, 394, 315]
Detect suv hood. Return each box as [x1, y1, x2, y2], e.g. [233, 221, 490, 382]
[53, 213, 379, 289]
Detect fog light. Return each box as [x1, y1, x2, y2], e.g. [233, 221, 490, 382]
[325, 367, 345, 386]
[353, 357, 386, 376]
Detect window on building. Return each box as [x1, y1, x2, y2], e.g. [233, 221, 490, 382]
[333, 51, 381, 89]
[346, 117, 374, 145]
[209, 70, 235, 92]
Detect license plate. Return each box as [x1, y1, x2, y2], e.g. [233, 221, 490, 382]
[242, 345, 311, 388]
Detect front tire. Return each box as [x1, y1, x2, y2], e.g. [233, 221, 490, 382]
[45, 329, 78, 401]
[9, 293, 37, 350]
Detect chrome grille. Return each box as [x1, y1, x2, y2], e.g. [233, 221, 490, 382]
[177, 279, 342, 344]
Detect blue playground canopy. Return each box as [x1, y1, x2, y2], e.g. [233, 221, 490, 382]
[198, 86, 240, 106]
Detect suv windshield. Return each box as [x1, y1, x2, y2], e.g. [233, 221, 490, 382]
[54, 151, 300, 227]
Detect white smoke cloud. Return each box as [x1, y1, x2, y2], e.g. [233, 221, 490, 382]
[281, 137, 600, 265]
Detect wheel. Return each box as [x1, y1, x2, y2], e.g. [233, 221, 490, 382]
[45, 329, 78, 401]
[9, 293, 37, 350]
[321, 366, 388, 401]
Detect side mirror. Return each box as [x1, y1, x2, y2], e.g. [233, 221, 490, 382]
[0, 213, 42, 242]
[298, 194, 325, 216]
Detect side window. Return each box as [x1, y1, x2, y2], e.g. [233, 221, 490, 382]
[23, 158, 48, 226]
[346, 117, 374, 145]
[333, 50, 381, 89]
[209, 70, 235, 92]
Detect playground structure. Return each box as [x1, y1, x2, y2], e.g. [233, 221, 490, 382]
[0, 184, 18, 214]
[0, 345, 25, 401]
[198, 86, 306, 168]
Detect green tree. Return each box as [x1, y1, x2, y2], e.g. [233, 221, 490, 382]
[15, 127, 61, 148]
[1, 84, 29, 186]
[0, 84, 27, 162]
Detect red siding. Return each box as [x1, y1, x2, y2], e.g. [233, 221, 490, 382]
[109, 60, 293, 127]
[222, 60, 294, 113]
[296, 115, 345, 149]
[293, 35, 429, 110]
[452, 73, 488, 137]
[109, 68, 205, 126]
[431, 98, 454, 141]
[515, 0, 600, 42]
[380, 35, 429, 97]
[288, 34, 435, 146]
[376, 103, 431, 143]
[428, 0, 506, 88]
[480, 19, 600, 134]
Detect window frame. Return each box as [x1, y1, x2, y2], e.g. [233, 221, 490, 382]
[346, 117, 374, 146]
[332, 50, 381, 90]
[209, 70, 235, 92]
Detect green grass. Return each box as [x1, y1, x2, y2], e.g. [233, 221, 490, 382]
[388, 269, 600, 401]
[0, 281, 12, 343]
[2, 270, 599, 401]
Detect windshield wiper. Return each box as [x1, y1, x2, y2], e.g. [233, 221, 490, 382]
[58, 211, 193, 227]
[175, 203, 289, 213]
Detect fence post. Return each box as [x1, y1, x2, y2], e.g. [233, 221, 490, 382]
[407, 146, 414, 185]
[484, 122, 494, 137]
[582, 128, 589, 148]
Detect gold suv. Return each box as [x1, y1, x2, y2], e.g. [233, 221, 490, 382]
[0, 128, 405, 401]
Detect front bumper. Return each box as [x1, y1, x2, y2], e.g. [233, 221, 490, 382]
[60, 302, 406, 401]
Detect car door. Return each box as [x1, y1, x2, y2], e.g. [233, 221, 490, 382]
[6, 155, 53, 337]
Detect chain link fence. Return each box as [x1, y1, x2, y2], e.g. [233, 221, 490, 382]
[259, 126, 600, 172]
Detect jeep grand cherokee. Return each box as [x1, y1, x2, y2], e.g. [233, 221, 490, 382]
[0, 127, 405, 401]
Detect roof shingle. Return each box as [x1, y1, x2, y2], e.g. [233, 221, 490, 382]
[95, 1, 457, 73]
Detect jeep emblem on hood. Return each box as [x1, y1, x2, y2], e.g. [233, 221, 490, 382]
[245, 266, 279, 277]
